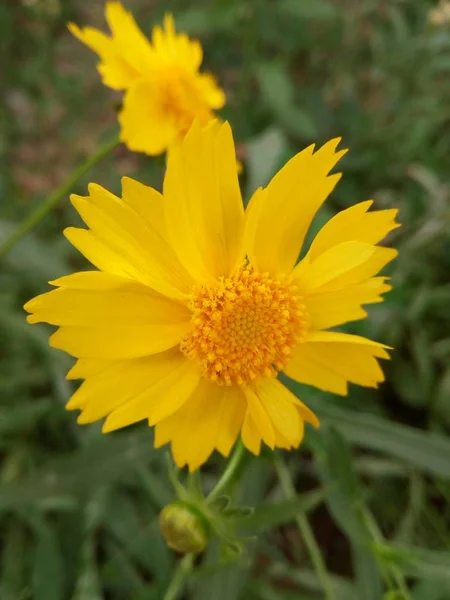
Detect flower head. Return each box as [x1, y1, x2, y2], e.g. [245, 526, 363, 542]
[69, 3, 225, 155]
[25, 121, 399, 471]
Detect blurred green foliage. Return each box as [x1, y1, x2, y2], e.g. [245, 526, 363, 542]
[1, 0, 450, 598]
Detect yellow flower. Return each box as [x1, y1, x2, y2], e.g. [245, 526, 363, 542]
[25, 121, 399, 471]
[69, 2, 225, 155]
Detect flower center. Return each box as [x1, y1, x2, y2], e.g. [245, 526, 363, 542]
[180, 266, 308, 386]
[158, 68, 211, 136]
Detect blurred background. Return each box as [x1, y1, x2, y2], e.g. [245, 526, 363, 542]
[1, 0, 450, 599]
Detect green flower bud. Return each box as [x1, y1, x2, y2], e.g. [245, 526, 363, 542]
[159, 502, 208, 554]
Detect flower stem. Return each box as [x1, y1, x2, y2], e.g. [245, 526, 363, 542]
[0, 134, 120, 257]
[274, 453, 337, 600]
[162, 553, 194, 600]
[207, 439, 246, 502]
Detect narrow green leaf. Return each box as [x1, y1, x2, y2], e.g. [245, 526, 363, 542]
[279, 0, 338, 20]
[0, 429, 157, 510]
[32, 522, 64, 600]
[374, 543, 450, 583]
[70, 538, 102, 600]
[239, 490, 323, 532]
[313, 427, 384, 599]
[246, 127, 287, 194]
[301, 392, 450, 479]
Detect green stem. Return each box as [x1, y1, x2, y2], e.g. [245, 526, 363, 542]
[274, 453, 337, 600]
[0, 134, 120, 257]
[207, 439, 246, 502]
[363, 509, 412, 600]
[162, 553, 194, 600]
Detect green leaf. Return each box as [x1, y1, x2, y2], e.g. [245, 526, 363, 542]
[256, 62, 317, 138]
[238, 490, 323, 532]
[374, 543, 450, 583]
[278, 0, 338, 20]
[70, 538, 102, 600]
[0, 219, 69, 281]
[313, 428, 367, 543]
[265, 564, 358, 600]
[313, 428, 384, 599]
[411, 580, 450, 600]
[302, 392, 450, 479]
[32, 521, 64, 600]
[246, 127, 287, 194]
[104, 493, 172, 586]
[0, 429, 157, 511]
[0, 400, 53, 438]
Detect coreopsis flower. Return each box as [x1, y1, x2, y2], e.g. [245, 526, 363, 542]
[25, 121, 399, 471]
[69, 2, 225, 154]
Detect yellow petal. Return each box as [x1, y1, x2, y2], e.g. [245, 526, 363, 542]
[68, 23, 138, 90]
[25, 272, 190, 327]
[49, 320, 190, 360]
[305, 277, 392, 329]
[294, 241, 376, 292]
[152, 13, 203, 71]
[70, 183, 191, 299]
[244, 138, 348, 276]
[154, 379, 227, 471]
[284, 332, 390, 396]
[327, 247, 397, 288]
[66, 358, 118, 380]
[69, 2, 154, 90]
[306, 330, 391, 356]
[308, 200, 400, 260]
[164, 120, 245, 281]
[67, 349, 182, 413]
[121, 176, 167, 236]
[215, 387, 246, 457]
[119, 78, 178, 155]
[254, 378, 316, 448]
[102, 357, 200, 432]
[242, 387, 275, 450]
[241, 412, 262, 455]
[64, 227, 138, 281]
[255, 378, 320, 431]
[104, 1, 154, 75]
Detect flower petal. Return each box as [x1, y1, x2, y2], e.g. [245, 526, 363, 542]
[69, 183, 191, 299]
[154, 379, 236, 471]
[284, 332, 390, 396]
[68, 23, 138, 90]
[304, 277, 392, 329]
[69, 2, 154, 90]
[25, 272, 190, 327]
[214, 387, 247, 457]
[152, 13, 203, 71]
[294, 241, 376, 292]
[66, 358, 118, 380]
[104, 1, 155, 75]
[244, 138, 348, 276]
[26, 271, 191, 359]
[242, 387, 275, 451]
[66, 350, 198, 430]
[164, 120, 245, 281]
[102, 358, 200, 432]
[49, 322, 190, 360]
[255, 378, 320, 431]
[308, 200, 400, 260]
[119, 78, 178, 155]
[254, 378, 317, 449]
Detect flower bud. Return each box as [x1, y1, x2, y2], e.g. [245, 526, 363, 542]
[159, 502, 208, 554]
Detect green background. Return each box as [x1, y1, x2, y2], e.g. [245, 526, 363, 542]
[1, 0, 450, 598]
